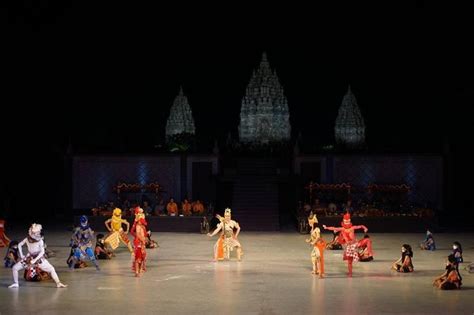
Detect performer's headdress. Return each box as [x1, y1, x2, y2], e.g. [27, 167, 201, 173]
[28, 223, 43, 241]
[308, 212, 318, 226]
[341, 212, 352, 229]
[134, 207, 145, 222]
[113, 208, 122, 217]
[134, 207, 143, 216]
[79, 215, 89, 228]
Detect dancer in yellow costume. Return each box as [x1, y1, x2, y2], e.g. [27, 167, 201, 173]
[104, 208, 133, 253]
[207, 208, 242, 261]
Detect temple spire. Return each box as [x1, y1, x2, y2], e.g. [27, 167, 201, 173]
[165, 87, 196, 142]
[334, 85, 366, 149]
[238, 52, 291, 145]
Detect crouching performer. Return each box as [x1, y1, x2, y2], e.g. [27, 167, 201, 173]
[207, 208, 242, 261]
[8, 223, 67, 288]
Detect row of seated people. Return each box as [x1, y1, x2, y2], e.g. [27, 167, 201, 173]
[161, 198, 206, 216]
[299, 199, 434, 218]
[92, 198, 207, 217]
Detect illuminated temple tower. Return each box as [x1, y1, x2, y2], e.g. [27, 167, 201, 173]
[165, 87, 196, 142]
[238, 52, 291, 144]
[334, 85, 366, 148]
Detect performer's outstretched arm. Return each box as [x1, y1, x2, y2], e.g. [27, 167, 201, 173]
[322, 225, 343, 232]
[207, 225, 222, 237]
[352, 225, 368, 233]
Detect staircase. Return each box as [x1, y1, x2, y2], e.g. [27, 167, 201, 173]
[230, 159, 280, 231]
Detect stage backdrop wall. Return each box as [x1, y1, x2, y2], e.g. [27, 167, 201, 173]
[73, 155, 182, 209]
[295, 155, 443, 210]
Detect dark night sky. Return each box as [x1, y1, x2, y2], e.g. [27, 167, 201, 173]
[1, 2, 473, 218]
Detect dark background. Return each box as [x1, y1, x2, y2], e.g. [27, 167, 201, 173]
[1, 2, 472, 222]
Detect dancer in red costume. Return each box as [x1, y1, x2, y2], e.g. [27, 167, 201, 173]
[323, 212, 368, 277]
[132, 217, 147, 277]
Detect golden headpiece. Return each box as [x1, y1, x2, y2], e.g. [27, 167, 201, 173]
[113, 208, 122, 216]
[308, 212, 318, 226]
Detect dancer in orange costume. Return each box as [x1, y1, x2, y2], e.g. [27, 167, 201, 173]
[306, 213, 326, 278]
[207, 208, 242, 261]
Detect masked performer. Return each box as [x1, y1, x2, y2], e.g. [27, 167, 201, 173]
[8, 223, 67, 288]
[69, 215, 100, 270]
[131, 207, 158, 249]
[207, 208, 242, 261]
[104, 208, 133, 253]
[323, 212, 368, 277]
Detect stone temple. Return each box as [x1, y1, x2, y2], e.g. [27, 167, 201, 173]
[334, 85, 366, 148]
[238, 52, 291, 144]
[165, 87, 196, 142]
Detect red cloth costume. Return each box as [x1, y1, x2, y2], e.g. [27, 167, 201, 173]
[0, 220, 11, 247]
[323, 213, 368, 277]
[132, 217, 147, 275]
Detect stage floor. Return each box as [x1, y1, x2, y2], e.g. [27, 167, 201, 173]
[1, 231, 473, 314]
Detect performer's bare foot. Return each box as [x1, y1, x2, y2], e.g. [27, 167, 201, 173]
[56, 282, 68, 288]
[347, 273, 352, 278]
[311, 270, 317, 275]
[135, 273, 139, 277]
